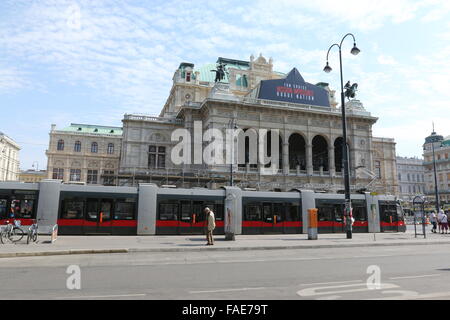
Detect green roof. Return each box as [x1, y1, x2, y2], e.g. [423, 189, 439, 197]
[442, 139, 450, 147]
[62, 123, 122, 135]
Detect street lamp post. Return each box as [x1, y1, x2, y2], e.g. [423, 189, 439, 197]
[431, 133, 440, 213]
[324, 33, 360, 239]
[228, 118, 237, 187]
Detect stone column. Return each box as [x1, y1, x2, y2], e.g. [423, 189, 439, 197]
[283, 142, 289, 175]
[329, 146, 335, 176]
[306, 143, 313, 175]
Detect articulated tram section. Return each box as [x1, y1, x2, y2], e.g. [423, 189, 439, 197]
[0, 180, 406, 236]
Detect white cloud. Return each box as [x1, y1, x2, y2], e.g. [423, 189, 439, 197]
[377, 55, 398, 66]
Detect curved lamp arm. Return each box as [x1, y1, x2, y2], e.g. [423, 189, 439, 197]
[325, 43, 340, 62]
[340, 33, 357, 48]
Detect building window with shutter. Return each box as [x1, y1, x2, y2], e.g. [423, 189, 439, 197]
[91, 142, 98, 153]
[107, 143, 114, 154]
[375, 161, 381, 179]
[69, 169, 81, 181]
[87, 170, 98, 184]
[74, 141, 81, 152]
[52, 168, 64, 179]
[148, 146, 166, 169]
[102, 170, 115, 186]
[57, 140, 64, 151]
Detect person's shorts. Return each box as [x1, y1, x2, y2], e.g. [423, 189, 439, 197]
[442, 223, 448, 230]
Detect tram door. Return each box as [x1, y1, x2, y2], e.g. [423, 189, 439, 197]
[333, 204, 345, 233]
[84, 199, 113, 234]
[261, 203, 285, 234]
[178, 201, 208, 235]
[317, 200, 345, 233]
[0, 198, 8, 221]
[379, 202, 399, 232]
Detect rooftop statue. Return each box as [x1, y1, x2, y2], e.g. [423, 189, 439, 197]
[211, 62, 227, 83]
[344, 81, 358, 100]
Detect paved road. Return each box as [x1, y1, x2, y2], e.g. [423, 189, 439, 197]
[2, 244, 450, 300]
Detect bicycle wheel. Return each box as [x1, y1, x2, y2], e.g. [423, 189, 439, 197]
[0, 231, 7, 244]
[10, 227, 24, 243]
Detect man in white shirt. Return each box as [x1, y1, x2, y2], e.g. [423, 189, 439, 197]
[430, 211, 437, 233]
[205, 207, 216, 245]
[438, 210, 444, 234]
[439, 209, 448, 234]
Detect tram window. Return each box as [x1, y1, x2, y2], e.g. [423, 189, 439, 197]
[61, 200, 84, 219]
[181, 201, 192, 222]
[263, 204, 272, 222]
[334, 205, 344, 223]
[87, 201, 99, 220]
[396, 204, 404, 219]
[352, 201, 367, 221]
[245, 204, 261, 221]
[100, 201, 112, 220]
[286, 204, 299, 221]
[214, 203, 224, 221]
[0, 199, 7, 219]
[273, 203, 284, 222]
[379, 203, 397, 223]
[114, 201, 135, 220]
[193, 202, 206, 222]
[318, 205, 333, 222]
[159, 203, 178, 220]
[11, 199, 35, 219]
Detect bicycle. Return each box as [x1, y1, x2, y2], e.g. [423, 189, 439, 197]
[0, 220, 25, 244]
[27, 219, 39, 244]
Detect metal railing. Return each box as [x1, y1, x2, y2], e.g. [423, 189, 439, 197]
[123, 114, 184, 125]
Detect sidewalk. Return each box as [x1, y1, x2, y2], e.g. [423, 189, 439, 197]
[1, 226, 449, 258]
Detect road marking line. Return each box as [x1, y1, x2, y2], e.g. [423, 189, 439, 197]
[189, 287, 266, 294]
[57, 293, 147, 299]
[371, 291, 450, 300]
[389, 274, 441, 280]
[297, 282, 398, 297]
[299, 280, 363, 287]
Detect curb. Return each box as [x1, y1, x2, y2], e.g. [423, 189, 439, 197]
[0, 248, 128, 258]
[2, 239, 450, 258]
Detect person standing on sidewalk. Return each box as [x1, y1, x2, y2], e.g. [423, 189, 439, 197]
[439, 209, 448, 234]
[438, 210, 444, 234]
[205, 207, 215, 245]
[430, 211, 437, 233]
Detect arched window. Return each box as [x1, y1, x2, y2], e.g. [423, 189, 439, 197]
[312, 136, 329, 172]
[334, 137, 345, 173]
[91, 142, 98, 153]
[74, 141, 81, 152]
[57, 139, 64, 151]
[107, 143, 114, 154]
[289, 133, 306, 170]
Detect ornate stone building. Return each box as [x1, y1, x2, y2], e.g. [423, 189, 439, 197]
[0, 132, 20, 181]
[396, 156, 425, 202]
[19, 170, 47, 183]
[423, 130, 450, 206]
[46, 124, 122, 185]
[118, 54, 398, 194]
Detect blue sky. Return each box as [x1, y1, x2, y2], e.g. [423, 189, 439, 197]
[1, 0, 450, 170]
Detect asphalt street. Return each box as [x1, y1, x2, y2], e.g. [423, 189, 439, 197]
[2, 243, 450, 300]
